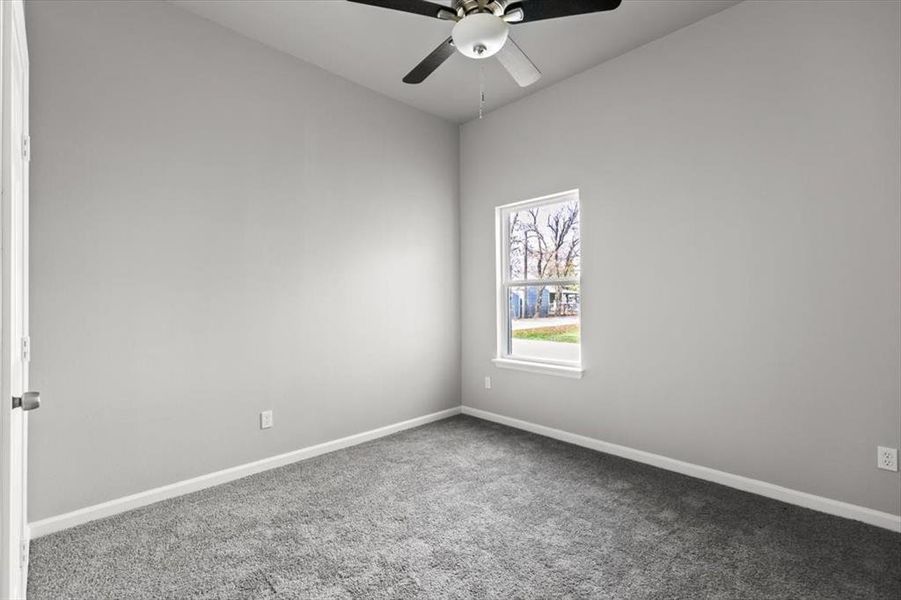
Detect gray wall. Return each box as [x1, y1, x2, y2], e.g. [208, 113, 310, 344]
[27, 0, 460, 521]
[461, 0, 901, 515]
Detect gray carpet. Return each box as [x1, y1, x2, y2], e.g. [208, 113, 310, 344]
[28, 415, 901, 599]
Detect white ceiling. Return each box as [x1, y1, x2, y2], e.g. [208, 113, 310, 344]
[171, 0, 740, 123]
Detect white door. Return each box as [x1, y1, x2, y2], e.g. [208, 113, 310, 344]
[0, 0, 31, 597]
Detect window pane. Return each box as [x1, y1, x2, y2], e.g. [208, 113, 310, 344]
[508, 284, 580, 363]
[507, 197, 580, 281]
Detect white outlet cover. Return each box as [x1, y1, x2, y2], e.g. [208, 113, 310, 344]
[260, 410, 274, 430]
[484, 376, 492, 390]
[877, 446, 897, 472]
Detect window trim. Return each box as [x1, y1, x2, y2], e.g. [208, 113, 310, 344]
[492, 357, 584, 379]
[495, 189, 584, 378]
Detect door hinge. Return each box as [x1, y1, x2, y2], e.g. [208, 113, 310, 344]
[21, 336, 30, 363]
[22, 135, 30, 163]
[19, 540, 28, 568]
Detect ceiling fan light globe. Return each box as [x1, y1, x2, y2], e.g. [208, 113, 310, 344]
[452, 13, 509, 59]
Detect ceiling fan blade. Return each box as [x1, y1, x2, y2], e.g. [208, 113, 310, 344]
[346, 0, 451, 20]
[403, 37, 456, 84]
[514, 0, 621, 23]
[496, 37, 541, 87]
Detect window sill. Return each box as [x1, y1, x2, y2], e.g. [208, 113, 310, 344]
[492, 358, 584, 379]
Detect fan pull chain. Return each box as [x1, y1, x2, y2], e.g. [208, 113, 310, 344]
[479, 64, 485, 120]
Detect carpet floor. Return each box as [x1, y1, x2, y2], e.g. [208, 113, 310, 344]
[28, 415, 901, 599]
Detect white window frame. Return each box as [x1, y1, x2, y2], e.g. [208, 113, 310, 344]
[493, 189, 584, 379]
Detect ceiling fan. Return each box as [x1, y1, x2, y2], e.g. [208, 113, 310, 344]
[347, 0, 622, 87]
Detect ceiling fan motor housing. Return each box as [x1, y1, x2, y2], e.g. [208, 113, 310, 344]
[452, 13, 510, 59]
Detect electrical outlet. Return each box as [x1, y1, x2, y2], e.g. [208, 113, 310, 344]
[260, 410, 273, 430]
[877, 446, 897, 472]
[877, 446, 897, 471]
[484, 376, 492, 390]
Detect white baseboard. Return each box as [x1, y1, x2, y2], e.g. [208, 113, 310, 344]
[29, 407, 462, 539]
[461, 406, 901, 533]
[30, 404, 901, 538]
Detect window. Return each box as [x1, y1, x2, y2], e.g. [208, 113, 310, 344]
[494, 190, 582, 378]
